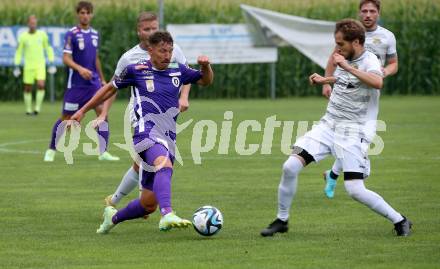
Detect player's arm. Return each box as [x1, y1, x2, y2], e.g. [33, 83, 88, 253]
[97, 54, 129, 120]
[14, 34, 24, 66]
[383, 33, 398, 78]
[97, 76, 118, 123]
[63, 53, 92, 80]
[196, 56, 213, 86]
[95, 54, 106, 85]
[174, 45, 191, 112]
[309, 73, 336, 85]
[383, 56, 398, 78]
[179, 84, 191, 112]
[43, 32, 55, 64]
[71, 82, 117, 123]
[334, 53, 383, 89]
[322, 47, 337, 98]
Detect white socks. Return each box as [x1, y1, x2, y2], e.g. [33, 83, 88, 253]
[344, 180, 403, 223]
[277, 156, 304, 221]
[111, 167, 139, 205]
[331, 159, 342, 175]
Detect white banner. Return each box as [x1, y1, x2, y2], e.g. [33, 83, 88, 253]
[241, 4, 335, 69]
[0, 26, 69, 66]
[167, 24, 277, 64]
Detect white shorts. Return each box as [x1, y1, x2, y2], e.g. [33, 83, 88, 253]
[294, 121, 370, 178]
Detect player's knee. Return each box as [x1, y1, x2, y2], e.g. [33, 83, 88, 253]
[61, 114, 71, 121]
[133, 162, 140, 173]
[153, 156, 173, 170]
[282, 159, 295, 177]
[140, 197, 157, 214]
[144, 203, 157, 214]
[282, 156, 301, 177]
[37, 82, 45, 89]
[344, 180, 365, 200]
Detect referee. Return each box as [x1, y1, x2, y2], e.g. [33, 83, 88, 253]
[14, 15, 56, 115]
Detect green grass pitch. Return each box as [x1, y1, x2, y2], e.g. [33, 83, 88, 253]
[0, 96, 439, 269]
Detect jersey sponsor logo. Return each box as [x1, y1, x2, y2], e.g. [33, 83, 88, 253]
[135, 64, 148, 70]
[169, 72, 181, 77]
[372, 37, 382, 45]
[146, 80, 155, 92]
[172, 77, 180, 87]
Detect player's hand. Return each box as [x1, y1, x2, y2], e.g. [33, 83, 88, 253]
[309, 73, 326, 85]
[92, 114, 106, 129]
[322, 84, 332, 99]
[70, 110, 85, 124]
[79, 67, 93, 80]
[13, 67, 21, 78]
[48, 65, 57, 74]
[197, 55, 210, 66]
[333, 53, 351, 70]
[178, 97, 189, 112]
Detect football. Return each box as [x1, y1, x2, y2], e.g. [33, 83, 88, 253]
[192, 206, 223, 236]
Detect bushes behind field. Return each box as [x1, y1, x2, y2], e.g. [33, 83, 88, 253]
[0, 0, 439, 100]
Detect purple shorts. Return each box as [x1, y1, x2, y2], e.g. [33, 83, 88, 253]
[140, 143, 175, 190]
[61, 86, 99, 115]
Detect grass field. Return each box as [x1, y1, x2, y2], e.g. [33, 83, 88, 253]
[1, 97, 439, 269]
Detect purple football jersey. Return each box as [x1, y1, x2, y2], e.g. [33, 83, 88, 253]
[63, 26, 101, 90]
[112, 61, 202, 147]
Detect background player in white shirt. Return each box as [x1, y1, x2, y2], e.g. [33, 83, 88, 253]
[261, 19, 411, 237]
[96, 12, 191, 208]
[322, 0, 399, 198]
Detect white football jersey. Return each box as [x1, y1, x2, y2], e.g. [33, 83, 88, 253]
[323, 50, 383, 140]
[365, 25, 397, 67]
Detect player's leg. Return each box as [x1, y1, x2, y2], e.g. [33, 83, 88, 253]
[105, 162, 140, 206]
[341, 139, 412, 236]
[141, 143, 191, 231]
[44, 113, 71, 162]
[97, 189, 156, 234]
[34, 66, 47, 114]
[94, 105, 119, 161]
[261, 123, 332, 236]
[323, 159, 342, 198]
[22, 68, 35, 115]
[44, 88, 81, 161]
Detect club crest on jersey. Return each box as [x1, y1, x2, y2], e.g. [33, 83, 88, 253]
[351, 63, 359, 69]
[372, 37, 382, 45]
[78, 38, 85, 50]
[172, 77, 180, 87]
[146, 80, 155, 92]
[92, 38, 98, 47]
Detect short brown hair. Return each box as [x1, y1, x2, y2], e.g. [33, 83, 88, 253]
[137, 11, 157, 24]
[148, 31, 173, 46]
[359, 0, 380, 11]
[335, 19, 366, 45]
[76, 1, 93, 13]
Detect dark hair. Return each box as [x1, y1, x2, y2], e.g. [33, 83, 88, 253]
[76, 1, 93, 13]
[137, 11, 157, 24]
[148, 31, 173, 46]
[335, 19, 366, 45]
[359, 0, 380, 11]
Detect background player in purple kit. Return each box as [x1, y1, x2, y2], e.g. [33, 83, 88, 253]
[70, 31, 214, 233]
[43, 1, 119, 162]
